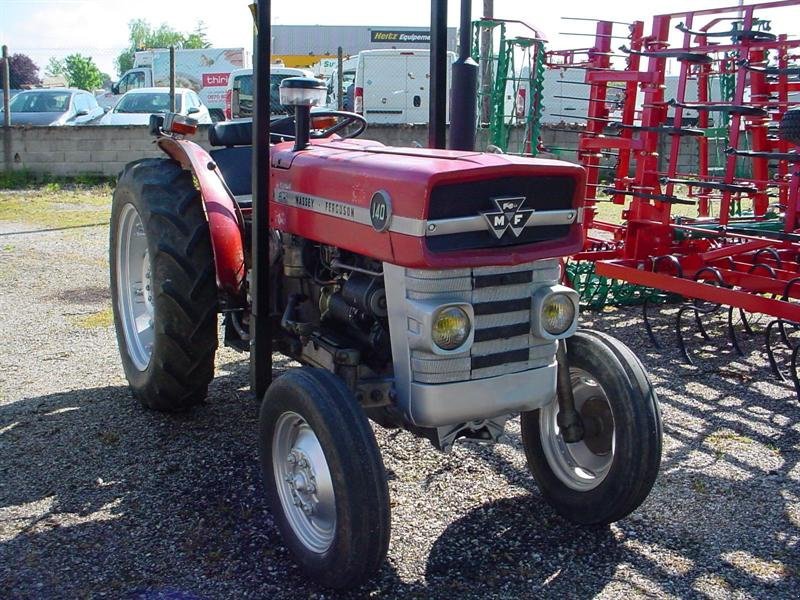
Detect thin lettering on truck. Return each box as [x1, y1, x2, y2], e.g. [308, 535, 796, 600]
[370, 30, 432, 43]
[203, 73, 231, 87]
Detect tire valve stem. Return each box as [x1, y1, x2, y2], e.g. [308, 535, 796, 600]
[556, 339, 585, 444]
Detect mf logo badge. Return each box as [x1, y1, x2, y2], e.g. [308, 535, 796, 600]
[482, 197, 534, 239]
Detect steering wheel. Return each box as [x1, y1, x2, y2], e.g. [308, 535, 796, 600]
[269, 110, 367, 143]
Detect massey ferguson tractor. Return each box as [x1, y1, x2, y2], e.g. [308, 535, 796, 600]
[109, 0, 662, 589]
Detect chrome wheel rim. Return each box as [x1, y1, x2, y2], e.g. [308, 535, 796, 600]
[116, 204, 154, 371]
[272, 411, 336, 553]
[539, 367, 615, 491]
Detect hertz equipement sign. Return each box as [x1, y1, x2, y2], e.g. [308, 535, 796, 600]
[370, 30, 431, 43]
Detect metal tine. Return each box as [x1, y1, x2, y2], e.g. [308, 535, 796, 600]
[555, 80, 627, 91]
[790, 345, 800, 397]
[643, 298, 662, 349]
[726, 306, 745, 356]
[765, 319, 788, 381]
[548, 113, 611, 122]
[552, 95, 626, 104]
[561, 17, 634, 26]
[559, 32, 632, 40]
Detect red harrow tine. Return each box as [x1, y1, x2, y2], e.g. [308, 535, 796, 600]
[555, 1, 800, 392]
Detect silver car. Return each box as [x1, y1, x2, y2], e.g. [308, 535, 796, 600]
[2, 88, 104, 126]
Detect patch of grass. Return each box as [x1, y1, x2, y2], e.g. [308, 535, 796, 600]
[0, 170, 115, 190]
[72, 307, 113, 329]
[0, 183, 112, 228]
[708, 431, 754, 445]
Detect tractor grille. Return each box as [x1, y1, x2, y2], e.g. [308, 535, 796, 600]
[406, 260, 559, 384]
[426, 176, 576, 253]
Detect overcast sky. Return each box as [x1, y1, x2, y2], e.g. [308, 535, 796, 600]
[1, 0, 798, 77]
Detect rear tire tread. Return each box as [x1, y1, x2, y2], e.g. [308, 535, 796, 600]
[110, 158, 219, 412]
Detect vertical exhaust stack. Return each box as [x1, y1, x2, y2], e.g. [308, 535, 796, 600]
[250, 0, 272, 399]
[429, 0, 448, 149]
[449, 0, 479, 151]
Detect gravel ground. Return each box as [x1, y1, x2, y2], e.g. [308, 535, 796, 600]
[0, 187, 798, 599]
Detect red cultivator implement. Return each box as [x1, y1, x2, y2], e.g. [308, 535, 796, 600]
[549, 1, 800, 386]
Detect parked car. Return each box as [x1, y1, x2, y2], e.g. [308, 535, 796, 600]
[99, 87, 212, 125]
[1, 88, 103, 126]
[97, 47, 251, 122]
[0, 88, 22, 107]
[224, 66, 314, 119]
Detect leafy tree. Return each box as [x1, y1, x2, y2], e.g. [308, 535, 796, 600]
[46, 54, 104, 91]
[115, 19, 211, 76]
[44, 57, 65, 78]
[0, 53, 41, 88]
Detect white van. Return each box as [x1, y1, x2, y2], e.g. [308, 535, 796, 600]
[353, 49, 455, 124]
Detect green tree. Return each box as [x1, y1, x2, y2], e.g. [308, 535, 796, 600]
[47, 54, 104, 90]
[115, 19, 211, 76]
[44, 57, 65, 78]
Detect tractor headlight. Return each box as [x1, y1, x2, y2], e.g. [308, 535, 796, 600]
[532, 285, 579, 339]
[541, 294, 576, 335]
[432, 306, 472, 351]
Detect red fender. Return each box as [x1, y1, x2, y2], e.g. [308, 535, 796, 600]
[157, 137, 247, 304]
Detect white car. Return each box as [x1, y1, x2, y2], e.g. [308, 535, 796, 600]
[99, 87, 212, 125]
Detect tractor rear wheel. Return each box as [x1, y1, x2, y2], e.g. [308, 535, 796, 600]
[521, 330, 662, 525]
[779, 107, 800, 146]
[110, 158, 218, 412]
[259, 368, 391, 589]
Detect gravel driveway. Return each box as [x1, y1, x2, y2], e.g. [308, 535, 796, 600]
[0, 187, 798, 599]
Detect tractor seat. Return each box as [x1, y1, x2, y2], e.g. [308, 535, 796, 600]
[208, 120, 254, 206]
[209, 119, 254, 147]
[208, 115, 297, 147]
[208, 116, 299, 208]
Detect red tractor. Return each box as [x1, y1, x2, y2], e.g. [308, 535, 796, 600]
[109, 0, 662, 590]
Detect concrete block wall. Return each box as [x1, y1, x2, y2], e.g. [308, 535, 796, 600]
[1, 123, 586, 178]
[0, 122, 718, 179]
[1, 125, 214, 177]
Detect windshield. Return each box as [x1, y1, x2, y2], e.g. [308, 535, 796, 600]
[9, 91, 70, 113]
[114, 93, 182, 114]
[234, 73, 301, 115]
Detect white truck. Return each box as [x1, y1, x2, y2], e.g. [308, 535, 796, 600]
[353, 49, 455, 124]
[97, 48, 252, 122]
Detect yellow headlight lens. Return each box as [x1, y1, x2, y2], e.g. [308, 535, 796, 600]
[432, 306, 471, 351]
[541, 293, 576, 335]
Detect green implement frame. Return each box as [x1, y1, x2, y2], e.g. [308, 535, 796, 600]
[472, 18, 547, 156]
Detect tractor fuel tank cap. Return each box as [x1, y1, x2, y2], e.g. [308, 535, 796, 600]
[279, 77, 327, 107]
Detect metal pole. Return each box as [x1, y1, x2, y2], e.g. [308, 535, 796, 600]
[449, 0, 478, 150]
[169, 46, 176, 112]
[480, 0, 493, 124]
[337, 46, 344, 111]
[250, 0, 272, 399]
[429, 0, 448, 148]
[2, 45, 10, 173]
[2, 46, 10, 127]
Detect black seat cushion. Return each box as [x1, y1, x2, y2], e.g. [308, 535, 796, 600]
[209, 146, 253, 198]
[208, 115, 298, 147]
[209, 119, 254, 147]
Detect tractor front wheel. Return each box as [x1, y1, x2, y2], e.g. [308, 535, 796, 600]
[110, 158, 218, 412]
[521, 330, 662, 525]
[259, 368, 391, 589]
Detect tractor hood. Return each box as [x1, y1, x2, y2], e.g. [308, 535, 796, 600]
[269, 139, 586, 269]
